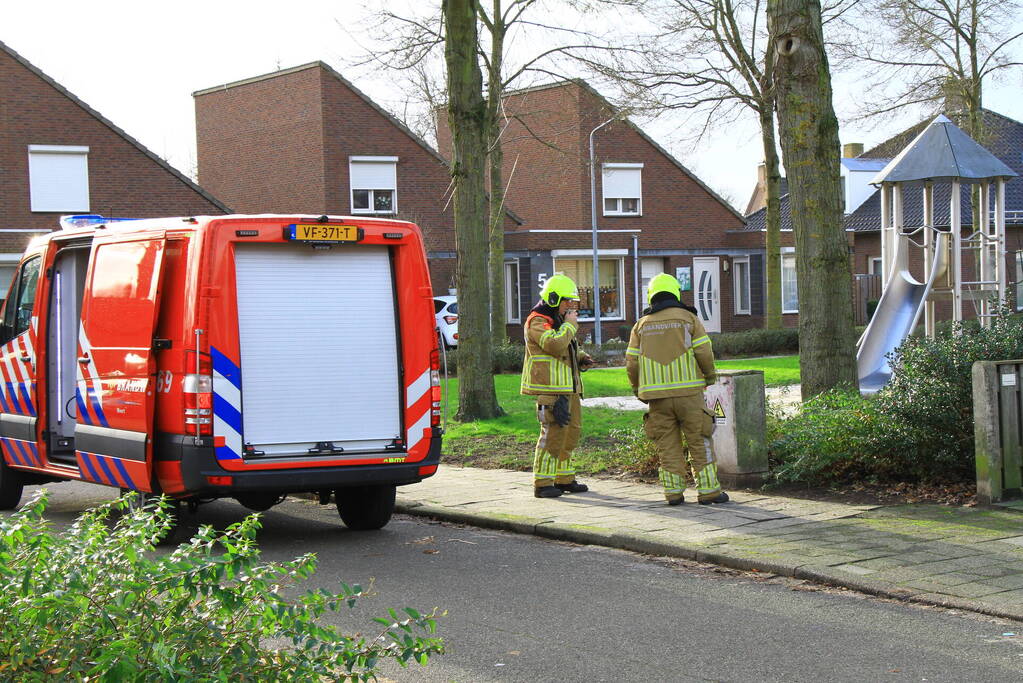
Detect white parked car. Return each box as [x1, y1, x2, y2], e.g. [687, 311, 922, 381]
[434, 295, 459, 348]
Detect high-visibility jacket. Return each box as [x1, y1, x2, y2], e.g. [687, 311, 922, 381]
[520, 312, 585, 395]
[626, 305, 717, 400]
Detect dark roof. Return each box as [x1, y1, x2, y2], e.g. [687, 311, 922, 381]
[746, 109, 1023, 233]
[741, 193, 793, 233]
[872, 115, 1016, 184]
[852, 109, 1023, 232]
[1, 39, 231, 214]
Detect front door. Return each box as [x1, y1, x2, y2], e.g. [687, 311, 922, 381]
[75, 235, 166, 492]
[692, 257, 721, 333]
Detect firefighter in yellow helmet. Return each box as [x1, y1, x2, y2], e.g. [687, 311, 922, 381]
[520, 273, 594, 498]
[626, 273, 729, 505]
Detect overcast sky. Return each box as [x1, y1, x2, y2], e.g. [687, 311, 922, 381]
[4, 1, 1022, 211]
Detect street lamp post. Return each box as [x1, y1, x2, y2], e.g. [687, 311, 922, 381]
[589, 117, 615, 346]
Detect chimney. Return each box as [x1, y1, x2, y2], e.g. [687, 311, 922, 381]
[842, 142, 863, 158]
[745, 162, 769, 216]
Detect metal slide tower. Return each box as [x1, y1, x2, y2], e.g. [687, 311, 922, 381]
[856, 115, 1017, 394]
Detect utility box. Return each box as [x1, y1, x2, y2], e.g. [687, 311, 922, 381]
[973, 360, 1023, 504]
[705, 369, 768, 488]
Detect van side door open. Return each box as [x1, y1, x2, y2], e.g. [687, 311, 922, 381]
[74, 235, 167, 492]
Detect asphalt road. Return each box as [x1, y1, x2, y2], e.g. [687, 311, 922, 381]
[10, 481, 1023, 682]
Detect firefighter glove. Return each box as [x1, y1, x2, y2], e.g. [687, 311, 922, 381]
[553, 395, 571, 427]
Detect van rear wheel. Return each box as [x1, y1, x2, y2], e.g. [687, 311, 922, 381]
[0, 459, 25, 510]
[335, 484, 396, 530]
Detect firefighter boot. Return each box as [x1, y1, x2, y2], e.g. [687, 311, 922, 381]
[556, 481, 589, 493]
[699, 491, 730, 505]
[535, 486, 564, 498]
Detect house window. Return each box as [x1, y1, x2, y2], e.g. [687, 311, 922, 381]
[28, 145, 90, 212]
[349, 156, 397, 214]
[868, 257, 882, 276]
[505, 261, 521, 323]
[733, 256, 751, 315]
[781, 253, 798, 314]
[1015, 250, 1023, 311]
[601, 163, 642, 216]
[553, 258, 623, 320]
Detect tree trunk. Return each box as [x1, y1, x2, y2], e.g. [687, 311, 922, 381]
[487, 1, 507, 346]
[759, 105, 784, 330]
[444, 0, 502, 419]
[768, 0, 858, 399]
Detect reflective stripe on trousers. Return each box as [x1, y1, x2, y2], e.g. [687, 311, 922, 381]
[533, 394, 582, 487]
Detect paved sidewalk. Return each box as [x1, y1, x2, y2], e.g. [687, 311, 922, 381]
[397, 466, 1023, 622]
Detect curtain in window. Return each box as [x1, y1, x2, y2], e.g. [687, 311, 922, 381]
[781, 254, 798, 312]
[554, 259, 621, 318]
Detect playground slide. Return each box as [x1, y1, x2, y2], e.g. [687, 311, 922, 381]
[856, 232, 949, 394]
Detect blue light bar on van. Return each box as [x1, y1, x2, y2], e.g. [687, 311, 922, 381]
[59, 214, 140, 230]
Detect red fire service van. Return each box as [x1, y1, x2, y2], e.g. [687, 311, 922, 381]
[0, 214, 442, 531]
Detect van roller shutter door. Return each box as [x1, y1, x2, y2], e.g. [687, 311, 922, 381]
[233, 244, 401, 455]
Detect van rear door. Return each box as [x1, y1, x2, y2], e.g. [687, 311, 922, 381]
[227, 243, 402, 457]
[75, 234, 166, 492]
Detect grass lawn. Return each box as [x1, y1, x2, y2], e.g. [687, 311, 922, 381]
[437, 355, 798, 474]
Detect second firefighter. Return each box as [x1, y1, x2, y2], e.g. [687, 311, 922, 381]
[627, 273, 730, 506]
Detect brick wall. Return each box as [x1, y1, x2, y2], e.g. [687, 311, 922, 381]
[195, 66, 326, 214]
[1, 46, 226, 236]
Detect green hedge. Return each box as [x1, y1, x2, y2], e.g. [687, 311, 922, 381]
[709, 328, 799, 358]
[770, 311, 1023, 485]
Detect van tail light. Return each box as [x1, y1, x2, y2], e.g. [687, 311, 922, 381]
[430, 348, 442, 427]
[184, 357, 213, 436]
[444, 315, 458, 325]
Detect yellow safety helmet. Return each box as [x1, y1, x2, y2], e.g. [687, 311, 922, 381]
[647, 272, 681, 304]
[540, 273, 580, 306]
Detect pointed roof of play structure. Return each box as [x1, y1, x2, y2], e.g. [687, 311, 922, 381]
[871, 115, 1017, 185]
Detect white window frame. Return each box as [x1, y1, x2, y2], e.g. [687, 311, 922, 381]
[504, 260, 521, 323]
[552, 256, 626, 322]
[733, 255, 751, 315]
[28, 145, 90, 212]
[601, 163, 643, 217]
[349, 156, 398, 215]
[868, 257, 883, 276]
[781, 252, 798, 314]
[1015, 250, 1023, 312]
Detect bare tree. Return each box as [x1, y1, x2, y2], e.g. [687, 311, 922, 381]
[840, 0, 1023, 138]
[444, 0, 503, 419]
[769, 0, 858, 398]
[579, 0, 786, 327]
[580, 0, 856, 330]
[349, 1, 615, 345]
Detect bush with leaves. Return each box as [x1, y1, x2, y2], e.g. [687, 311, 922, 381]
[769, 310, 1023, 485]
[0, 492, 443, 681]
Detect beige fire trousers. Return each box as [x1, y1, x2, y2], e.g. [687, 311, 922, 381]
[532, 393, 582, 488]
[643, 393, 722, 503]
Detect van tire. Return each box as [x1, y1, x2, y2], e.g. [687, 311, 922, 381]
[335, 484, 396, 530]
[0, 460, 24, 510]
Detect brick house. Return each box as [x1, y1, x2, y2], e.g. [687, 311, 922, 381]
[0, 40, 229, 293]
[193, 62, 522, 296]
[745, 109, 1023, 324]
[436, 80, 751, 341]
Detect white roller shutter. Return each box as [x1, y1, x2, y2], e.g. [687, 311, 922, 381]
[350, 158, 397, 190]
[234, 244, 401, 455]
[601, 163, 642, 200]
